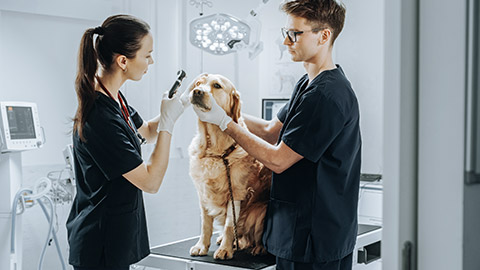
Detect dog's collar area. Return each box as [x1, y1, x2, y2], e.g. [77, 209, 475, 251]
[204, 134, 237, 160]
[221, 143, 237, 159]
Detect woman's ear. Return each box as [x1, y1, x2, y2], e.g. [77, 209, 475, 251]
[115, 55, 128, 72]
[230, 89, 241, 123]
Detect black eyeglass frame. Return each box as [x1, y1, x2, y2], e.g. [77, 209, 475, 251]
[281, 27, 324, 43]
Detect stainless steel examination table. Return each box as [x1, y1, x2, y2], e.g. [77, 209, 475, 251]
[137, 224, 382, 270]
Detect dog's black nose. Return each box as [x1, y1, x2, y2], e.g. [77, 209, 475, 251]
[193, 89, 203, 96]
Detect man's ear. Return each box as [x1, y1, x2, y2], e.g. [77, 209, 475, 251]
[115, 55, 128, 72]
[319, 29, 332, 46]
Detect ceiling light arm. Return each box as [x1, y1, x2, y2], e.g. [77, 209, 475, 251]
[190, 0, 213, 16]
[243, 0, 270, 59]
[249, 0, 270, 18]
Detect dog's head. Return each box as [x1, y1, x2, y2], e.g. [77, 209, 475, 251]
[186, 73, 241, 123]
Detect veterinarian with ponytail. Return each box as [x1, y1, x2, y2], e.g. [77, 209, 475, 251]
[67, 15, 189, 270]
[193, 0, 360, 269]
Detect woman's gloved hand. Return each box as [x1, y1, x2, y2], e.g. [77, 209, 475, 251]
[192, 93, 232, 131]
[157, 91, 190, 134]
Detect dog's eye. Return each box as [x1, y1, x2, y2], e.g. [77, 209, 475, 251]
[213, 83, 222, 89]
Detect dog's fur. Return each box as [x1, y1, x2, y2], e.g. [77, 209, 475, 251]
[186, 74, 272, 260]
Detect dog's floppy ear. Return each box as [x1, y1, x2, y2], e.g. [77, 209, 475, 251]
[230, 89, 241, 123]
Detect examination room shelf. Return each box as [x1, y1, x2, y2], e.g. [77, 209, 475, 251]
[138, 224, 381, 270]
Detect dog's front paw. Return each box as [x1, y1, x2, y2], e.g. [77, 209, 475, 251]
[214, 247, 234, 260]
[251, 245, 267, 256]
[216, 234, 223, 245]
[190, 244, 209, 256]
[238, 237, 249, 250]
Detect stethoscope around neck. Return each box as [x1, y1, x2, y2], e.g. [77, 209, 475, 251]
[96, 76, 146, 145]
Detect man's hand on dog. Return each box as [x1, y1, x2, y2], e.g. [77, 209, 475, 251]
[193, 93, 232, 131]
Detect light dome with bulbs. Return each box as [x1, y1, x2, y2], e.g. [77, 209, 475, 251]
[189, 13, 251, 55]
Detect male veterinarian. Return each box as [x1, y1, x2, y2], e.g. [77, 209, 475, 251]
[193, 0, 361, 269]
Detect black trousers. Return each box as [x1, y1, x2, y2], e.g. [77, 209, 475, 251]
[276, 253, 353, 270]
[74, 267, 129, 270]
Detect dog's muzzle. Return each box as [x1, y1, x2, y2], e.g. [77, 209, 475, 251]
[190, 87, 211, 111]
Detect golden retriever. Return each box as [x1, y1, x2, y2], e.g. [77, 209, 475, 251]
[186, 73, 272, 260]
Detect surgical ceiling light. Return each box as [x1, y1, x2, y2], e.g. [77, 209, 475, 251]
[189, 0, 270, 59]
[190, 14, 251, 55]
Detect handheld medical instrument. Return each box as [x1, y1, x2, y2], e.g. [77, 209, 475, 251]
[168, 70, 187, 98]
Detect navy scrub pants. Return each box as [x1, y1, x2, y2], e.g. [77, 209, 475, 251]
[276, 252, 353, 270]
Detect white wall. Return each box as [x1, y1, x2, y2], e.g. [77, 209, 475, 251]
[418, 0, 466, 269]
[336, 0, 384, 175]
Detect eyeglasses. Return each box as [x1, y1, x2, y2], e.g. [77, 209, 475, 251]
[281, 27, 323, 43]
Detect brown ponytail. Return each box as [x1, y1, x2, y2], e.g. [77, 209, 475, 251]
[73, 28, 98, 141]
[72, 15, 150, 142]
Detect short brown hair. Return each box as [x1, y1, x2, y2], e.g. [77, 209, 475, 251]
[281, 0, 346, 45]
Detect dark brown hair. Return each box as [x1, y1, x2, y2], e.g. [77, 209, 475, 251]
[73, 14, 150, 141]
[281, 0, 346, 45]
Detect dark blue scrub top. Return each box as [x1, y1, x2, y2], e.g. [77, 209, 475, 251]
[67, 92, 149, 268]
[262, 65, 362, 263]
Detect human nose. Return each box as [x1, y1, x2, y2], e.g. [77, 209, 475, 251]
[282, 28, 292, 45]
[149, 56, 154, 65]
[283, 34, 293, 46]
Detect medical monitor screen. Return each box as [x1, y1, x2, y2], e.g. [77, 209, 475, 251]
[262, 99, 289, 121]
[7, 106, 36, 139]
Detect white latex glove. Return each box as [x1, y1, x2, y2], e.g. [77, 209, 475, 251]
[180, 90, 191, 108]
[193, 93, 232, 131]
[157, 91, 190, 134]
